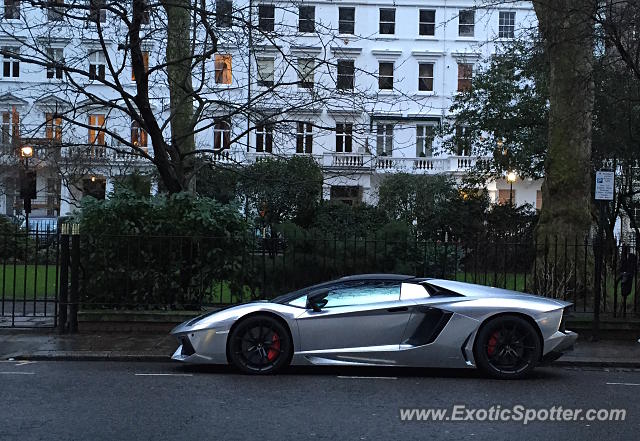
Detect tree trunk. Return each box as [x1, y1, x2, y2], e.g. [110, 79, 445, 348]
[532, 0, 598, 298]
[163, 0, 196, 191]
[533, 0, 596, 242]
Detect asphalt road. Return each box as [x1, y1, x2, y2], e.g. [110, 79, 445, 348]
[1, 362, 639, 441]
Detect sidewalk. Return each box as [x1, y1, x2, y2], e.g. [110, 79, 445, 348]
[1, 331, 640, 367]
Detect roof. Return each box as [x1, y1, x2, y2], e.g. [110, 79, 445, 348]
[338, 274, 416, 282]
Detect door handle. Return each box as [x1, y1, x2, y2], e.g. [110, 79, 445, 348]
[387, 306, 408, 312]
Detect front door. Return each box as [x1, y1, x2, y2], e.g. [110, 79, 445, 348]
[295, 280, 413, 356]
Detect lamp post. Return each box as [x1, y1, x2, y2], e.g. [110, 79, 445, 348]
[20, 145, 35, 232]
[506, 171, 517, 206]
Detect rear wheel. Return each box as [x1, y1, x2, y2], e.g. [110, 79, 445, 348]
[474, 315, 542, 379]
[228, 315, 292, 374]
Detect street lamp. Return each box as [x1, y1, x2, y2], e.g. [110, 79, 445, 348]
[20, 145, 35, 233]
[506, 171, 517, 206]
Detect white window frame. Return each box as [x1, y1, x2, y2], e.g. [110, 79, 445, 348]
[297, 58, 315, 89]
[416, 124, 436, 157]
[216, 0, 233, 28]
[4, 0, 20, 20]
[458, 9, 475, 37]
[419, 9, 435, 36]
[214, 118, 231, 150]
[379, 8, 395, 35]
[376, 123, 394, 156]
[255, 123, 273, 152]
[498, 11, 516, 39]
[46, 47, 64, 80]
[339, 7, 355, 35]
[337, 59, 355, 90]
[298, 5, 315, 33]
[88, 50, 106, 81]
[296, 122, 313, 154]
[258, 4, 275, 32]
[2, 46, 20, 78]
[256, 57, 274, 87]
[418, 63, 434, 92]
[335, 123, 353, 153]
[378, 62, 394, 90]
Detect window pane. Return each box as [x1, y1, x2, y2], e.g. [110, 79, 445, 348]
[339, 7, 355, 34]
[299, 6, 315, 32]
[258, 4, 275, 31]
[323, 282, 401, 308]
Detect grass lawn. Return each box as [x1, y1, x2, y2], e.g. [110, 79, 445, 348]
[0, 264, 59, 300]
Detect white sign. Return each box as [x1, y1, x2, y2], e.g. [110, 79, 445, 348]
[595, 171, 615, 201]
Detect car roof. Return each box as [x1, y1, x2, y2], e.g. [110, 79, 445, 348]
[337, 274, 416, 282]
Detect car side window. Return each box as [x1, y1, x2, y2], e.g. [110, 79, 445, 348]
[323, 281, 400, 308]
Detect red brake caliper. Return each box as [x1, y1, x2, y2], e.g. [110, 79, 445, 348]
[487, 331, 500, 356]
[267, 333, 280, 361]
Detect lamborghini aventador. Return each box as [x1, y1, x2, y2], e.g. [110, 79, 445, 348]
[171, 274, 577, 379]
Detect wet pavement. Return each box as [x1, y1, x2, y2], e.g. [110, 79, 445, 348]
[1, 331, 640, 367]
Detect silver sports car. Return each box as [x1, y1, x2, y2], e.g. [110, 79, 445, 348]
[171, 274, 577, 379]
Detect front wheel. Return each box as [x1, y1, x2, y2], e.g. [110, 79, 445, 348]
[228, 315, 292, 374]
[474, 315, 542, 380]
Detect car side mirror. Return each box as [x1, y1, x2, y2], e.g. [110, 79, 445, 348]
[306, 288, 330, 312]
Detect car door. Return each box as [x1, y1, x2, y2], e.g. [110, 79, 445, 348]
[294, 280, 414, 354]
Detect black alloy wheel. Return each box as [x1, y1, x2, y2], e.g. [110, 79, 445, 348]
[474, 315, 542, 379]
[228, 315, 292, 374]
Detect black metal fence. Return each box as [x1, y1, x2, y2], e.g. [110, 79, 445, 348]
[0, 228, 59, 328]
[1, 228, 639, 328]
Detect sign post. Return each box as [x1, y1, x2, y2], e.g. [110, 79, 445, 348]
[593, 171, 615, 340]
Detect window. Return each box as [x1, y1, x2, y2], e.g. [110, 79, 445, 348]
[416, 125, 435, 157]
[335, 123, 352, 153]
[213, 118, 231, 150]
[255, 123, 273, 152]
[378, 62, 393, 90]
[256, 57, 274, 87]
[0, 109, 19, 147]
[2, 47, 19, 78]
[337, 60, 355, 90]
[46, 178, 60, 216]
[216, 0, 232, 27]
[214, 54, 232, 84]
[45, 113, 62, 142]
[418, 63, 434, 92]
[498, 189, 516, 205]
[536, 190, 542, 210]
[4, 0, 19, 20]
[88, 114, 106, 146]
[499, 11, 516, 39]
[83, 177, 106, 199]
[455, 126, 471, 156]
[296, 122, 312, 154]
[131, 120, 147, 148]
[319, 281, 401, 308]
[298, 6, 315, 33]
[46, 47, 64, 79]
[379, 8, 395, 35]
[297, 58, 314, 89]
[131, 50, 149, 81]
[258, 4, 274, 32]
[376, 124, 393, 156]
[329, 186, 362, 206]
[48, 0, 64, 21]
[457, 63, 472, 91]
[339, 7, 355, 34]
[459, 10, 475, 36]
[419, 9, 435, 36]
[89, 0, 106, 23]
[88, 50, 106, 81]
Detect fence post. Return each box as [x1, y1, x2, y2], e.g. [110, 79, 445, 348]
[593, 219, 604, 340]
[69, 224, 80, 333]
[58, 224, 69, 333]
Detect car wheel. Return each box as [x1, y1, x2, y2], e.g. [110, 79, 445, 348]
[474, 315, 542, 380]
[228, 315, 292, 374]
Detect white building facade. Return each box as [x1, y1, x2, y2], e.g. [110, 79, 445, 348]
[0, 0, 542, 221]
